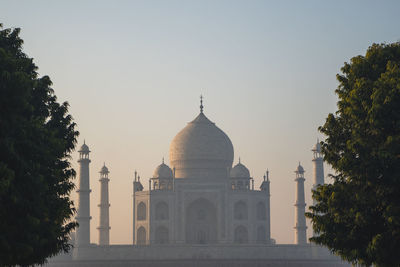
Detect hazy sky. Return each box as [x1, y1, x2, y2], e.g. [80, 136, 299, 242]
[2, 0, 400, 245]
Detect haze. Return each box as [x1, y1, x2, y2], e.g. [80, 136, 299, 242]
[2, 0, 400, 245]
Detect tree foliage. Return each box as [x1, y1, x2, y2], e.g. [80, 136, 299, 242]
[0, 24, 78, 266]
[306, 42, 400, 267]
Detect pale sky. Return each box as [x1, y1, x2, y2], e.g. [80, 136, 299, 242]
[2, 0, 400, 244]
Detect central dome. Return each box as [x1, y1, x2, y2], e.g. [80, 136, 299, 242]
[169, 112, 234, 179]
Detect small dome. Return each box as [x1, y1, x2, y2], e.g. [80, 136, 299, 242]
[79, 142, 90, 153]
[230, 162, 250, 178]
[312, 142, 321, 152]
[153, 163, 173, 179]
[100, 164, 109, 173]
[295, 163, 304, 173]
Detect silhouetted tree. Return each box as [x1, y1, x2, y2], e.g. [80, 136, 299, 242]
[306, 42, 400, 267]
[0, 24, 78, 266]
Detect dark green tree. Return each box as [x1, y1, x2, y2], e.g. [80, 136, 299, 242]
[0, 24, 78, 266]
[306, 42, 400, 267]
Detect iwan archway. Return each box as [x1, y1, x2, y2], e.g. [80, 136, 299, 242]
[185, 198, 217, 244]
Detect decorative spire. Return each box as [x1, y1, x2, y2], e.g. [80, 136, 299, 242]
[162, 157, 164, 164]
[239, 157, 241, 164]
[200, 94, 204, 113]
[266, 169, 269, 181]
[84, 139, 86, 145]
[134, 170, 137, 182]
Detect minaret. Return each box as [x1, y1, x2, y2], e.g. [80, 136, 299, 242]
[260, 170, 271, 243]
[312, 139, 325, 199]
[97, 163, 110, 245]
[294, 162, 307, 245]
[311, 140, 325, 237]
[76, 141, 92, 246]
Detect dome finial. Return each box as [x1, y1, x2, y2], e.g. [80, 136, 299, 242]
[162, 157, 164, 164]
[239, 157, 241, 164]
[200, 94, 204, 113]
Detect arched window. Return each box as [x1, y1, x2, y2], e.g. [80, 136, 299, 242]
[197, 230, 206, 244]
[155, 226, 169, 244]
[257, 226, 266, 243]
[234, 225, 248, 244]
[237, 181, 243, 189]
[234, 201, 248, 220]
[137, 226, 146, 245]
[197, 209, 206, 220]
[160, 181, 166, 190]
[256, 202, 266, 220]
[137, 202, 146, 221]
[155, 201, 169, 220]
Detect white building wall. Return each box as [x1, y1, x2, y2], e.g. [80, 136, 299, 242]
[134, 180, 270, 245]
[228, 191, 269, 244]
[149, 191, 175, 244]
[134, 192, 150, 245]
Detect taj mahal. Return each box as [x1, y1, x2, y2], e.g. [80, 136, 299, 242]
[48, 99, 349, 266]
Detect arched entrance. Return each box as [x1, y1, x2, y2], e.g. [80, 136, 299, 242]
[155, 226, 169, 244]
[155, 201, 169, 220]
[234, 225, 248, 244]
[185, 198, 217, 244]
[234, 201, 247, 220]
[137, 226, 146, 245]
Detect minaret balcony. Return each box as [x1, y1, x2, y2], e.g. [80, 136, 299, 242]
[76, 215, 92, 220]
[77, 189, 92, 193]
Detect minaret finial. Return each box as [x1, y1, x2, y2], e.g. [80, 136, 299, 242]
[162, 157, 164, 164]
[134, 170, 137, 181]
[266, 169, 269, 181]
[200, 94, 204, 113]
[239, 157, 241, 164]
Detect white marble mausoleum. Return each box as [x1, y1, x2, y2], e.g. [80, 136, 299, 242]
[48, 100, 349, 267]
